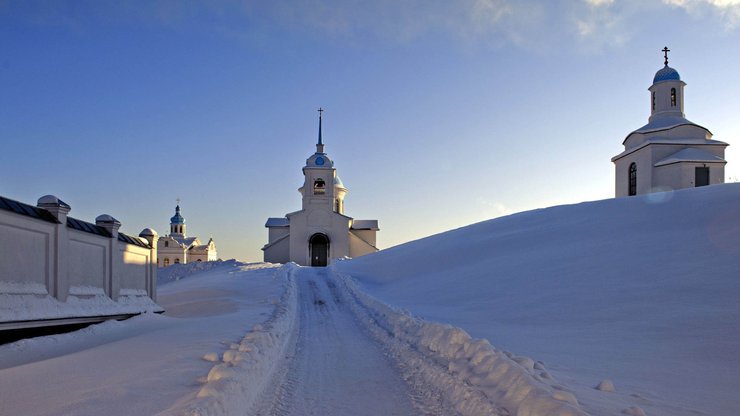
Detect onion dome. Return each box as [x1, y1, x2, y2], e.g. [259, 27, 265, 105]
[170, 205, 185, 224]
[653, 65, 680, 83]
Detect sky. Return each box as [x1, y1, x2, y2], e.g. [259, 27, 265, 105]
[1, 0, 739, 262]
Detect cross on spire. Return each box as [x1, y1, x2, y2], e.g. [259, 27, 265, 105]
[662, 46, 670, 66]
[176, 197, 180, 205]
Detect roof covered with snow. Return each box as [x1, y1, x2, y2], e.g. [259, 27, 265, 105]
[654, 147, 727, 167]
[351, 219, 379, 230]
[265, 217, 290, 227]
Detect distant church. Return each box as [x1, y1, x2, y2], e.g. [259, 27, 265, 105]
[612, 48, 728, 197]
[157, 203, 217, 266]
[263, 109, 379, 266]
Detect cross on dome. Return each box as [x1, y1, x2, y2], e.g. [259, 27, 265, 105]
[662, 46, 670, 66]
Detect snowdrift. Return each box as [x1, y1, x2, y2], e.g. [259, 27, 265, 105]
[335, 184, 740, 416]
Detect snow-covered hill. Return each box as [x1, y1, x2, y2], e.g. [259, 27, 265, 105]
[335, 183, 740, 416]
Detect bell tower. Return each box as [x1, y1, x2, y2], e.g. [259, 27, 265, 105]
[300, 108, 346, 212]
[169, 201, 186, 238]
[649, 46, 686, 122]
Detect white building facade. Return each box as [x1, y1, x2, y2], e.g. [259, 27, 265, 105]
[612, 49, 728, 197]
[157, 204, 217, 266]
[262, 110, 379, 266]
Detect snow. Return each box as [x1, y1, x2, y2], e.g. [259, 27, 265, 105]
[2, 184, 739, 415]
[334, 183, 740, 416]
[0, 261, 285, 415]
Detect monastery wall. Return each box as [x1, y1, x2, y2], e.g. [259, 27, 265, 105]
[0, 194, 161, 331]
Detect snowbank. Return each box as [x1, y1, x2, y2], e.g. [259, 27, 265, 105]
[335, 183, 740, 416]
[157, 259, 276, 285]
[161, 263, 299, 416]
[0, 291, 162, 322]
[329, 267, 589, 416]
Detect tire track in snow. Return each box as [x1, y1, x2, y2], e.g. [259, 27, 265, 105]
[253, 267, 422, 416]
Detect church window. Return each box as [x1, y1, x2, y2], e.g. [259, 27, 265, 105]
[197, 259, 202, 262]
[671, 88, 676, 107]
[651, 92, 655, 111]
[164, 258, 170, 266]
[174, 258, 180, 264]
[313, 178, 326, 195]
[335, 199, 340, 212]
[628, 163, 637, 196]
[164, 241, 169, 247]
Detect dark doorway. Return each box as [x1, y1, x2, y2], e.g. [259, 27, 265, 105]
[695, 167, 709, 187]
[310, 233, 329, 267]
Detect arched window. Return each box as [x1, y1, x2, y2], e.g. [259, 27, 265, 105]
[197, 259, 202, 262]
[164, 241, 169, 248]
[628, 163, 637, 196]
[174, 258, 180, 264]
[652, 92, 655, 111]
[313, 178, 326, 195]
[164, 258, 170, 267]
[670, 88, 676, 107]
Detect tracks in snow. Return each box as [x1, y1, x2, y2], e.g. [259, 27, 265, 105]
[253, 268, 424, 416]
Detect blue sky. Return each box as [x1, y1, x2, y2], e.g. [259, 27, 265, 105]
[1, 0, 739, 261]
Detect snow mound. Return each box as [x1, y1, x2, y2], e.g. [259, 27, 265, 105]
[336, 183, 740, 416]
[160, 263, 299, 416]
[157, 260, 275, 285]
[329, 267, 589, 416]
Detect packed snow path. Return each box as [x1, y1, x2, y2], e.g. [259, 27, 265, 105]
[255, 267, 421, 416]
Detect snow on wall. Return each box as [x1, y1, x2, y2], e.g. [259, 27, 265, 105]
[328, 266, 590, 416]
[160, 263, 299, 416]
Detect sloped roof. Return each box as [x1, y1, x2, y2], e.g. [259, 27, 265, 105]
[351, 219, 379, 230]
[118, 232, 151, 248]
[0, 195, 59, 224]
[265, 217, 290, 227]
[654, 148, 726, 167]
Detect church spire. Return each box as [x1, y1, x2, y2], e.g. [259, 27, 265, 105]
[316, 107, 325, 154]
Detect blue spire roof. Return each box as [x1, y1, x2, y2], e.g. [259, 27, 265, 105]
[653, 65, 681, 83]
[170, 205, 185, 224]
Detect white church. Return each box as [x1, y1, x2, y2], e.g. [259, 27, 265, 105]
[157, 203, 217, 266]
[262, 109, 379, 266]
[612, 48, 728, 196]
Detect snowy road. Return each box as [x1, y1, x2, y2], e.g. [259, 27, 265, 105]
[254, 267, 421, 416]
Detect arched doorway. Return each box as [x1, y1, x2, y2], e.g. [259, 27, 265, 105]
[309, 233, 329, 267]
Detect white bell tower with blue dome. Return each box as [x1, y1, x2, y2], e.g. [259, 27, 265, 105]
[612, 47, 728, 197]
[169, 202, 186, 238]
[263, 108, 378, 266]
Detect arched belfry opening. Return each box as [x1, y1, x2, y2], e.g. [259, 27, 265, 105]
[309, 233, 330, 267]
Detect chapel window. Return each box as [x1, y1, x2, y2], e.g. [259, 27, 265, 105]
[164, 258, 170, 267]
[164, 241, 169, 247]
[671, 88, 676, 107]
[335, 199, 340, 212]
[652, 92, 655, 111]
[628, 163, 637, 196]
[313, 178, 326, 195]
[174, 258, 180, 264]
[197, 259, 202, 262]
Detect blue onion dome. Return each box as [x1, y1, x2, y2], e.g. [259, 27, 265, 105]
[170, 205, 185, 224]
[654, 65, 680, 83]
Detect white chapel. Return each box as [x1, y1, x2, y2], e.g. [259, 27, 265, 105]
[612, 48, 728, 197]
[157, 203, 217, 266]
[262, 109, 379, 266]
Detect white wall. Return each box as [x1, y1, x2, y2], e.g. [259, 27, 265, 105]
[0, 196, 159, 325]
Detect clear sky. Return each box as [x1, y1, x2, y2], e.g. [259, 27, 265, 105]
[1, 0, 739, 261]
